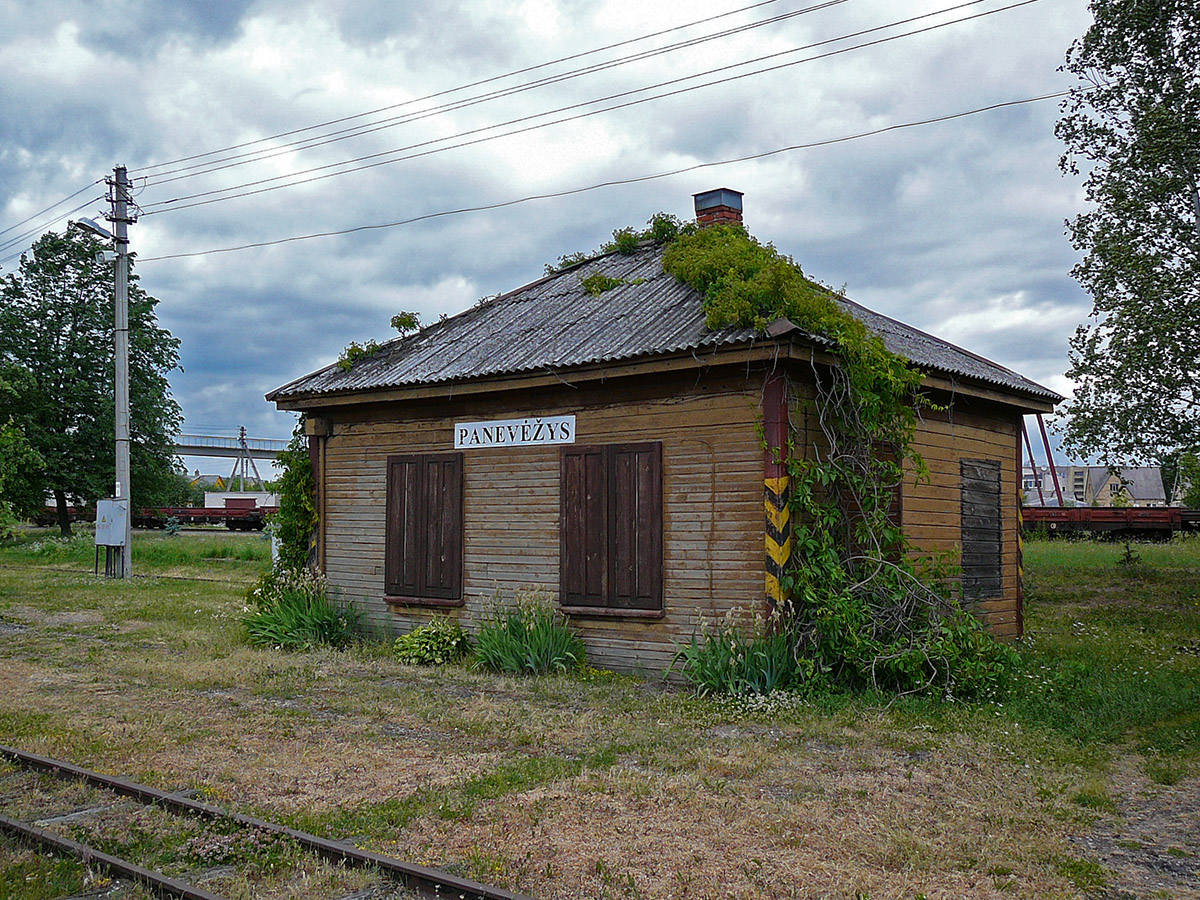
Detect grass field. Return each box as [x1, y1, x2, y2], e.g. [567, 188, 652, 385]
[0, 530, 1197, 899]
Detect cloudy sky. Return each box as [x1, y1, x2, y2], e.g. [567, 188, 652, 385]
[0, 0, 1095, 473]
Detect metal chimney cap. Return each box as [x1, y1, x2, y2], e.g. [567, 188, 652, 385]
[693, 188, 744, 212]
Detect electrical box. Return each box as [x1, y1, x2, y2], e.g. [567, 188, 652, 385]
[95, 499, 128, 547]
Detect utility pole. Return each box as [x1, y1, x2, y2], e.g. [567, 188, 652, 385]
[111, 166, 133, 579]
[73, 167, 134, 578]
[227, 426, 267, 493]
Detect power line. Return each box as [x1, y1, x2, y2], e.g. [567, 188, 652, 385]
[0, 196, 108, 268]
[0, 194, 106, 256]
[0, 179, 104, 239]
[139, 0, 991, 208]
[141, 0, 1026, 216]
[135, 0, 797, 174]
[138, 89, 1072, 263]
[140, 0, 854, 185]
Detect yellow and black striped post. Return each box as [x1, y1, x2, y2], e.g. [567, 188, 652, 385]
[765, 474, 791, 606]
[764, 374, 791, 613]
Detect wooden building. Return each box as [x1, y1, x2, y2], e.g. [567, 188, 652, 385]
[268, 190, 1060, 673]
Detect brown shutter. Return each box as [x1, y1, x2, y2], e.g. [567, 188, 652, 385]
[420, 454, 463, 599]
[385, 453, 462, 600]
[961, 458, 1002, 600]
[385, 456, 419, 596]
[560, 447, 607, 605]
[609, 443, 663, 609]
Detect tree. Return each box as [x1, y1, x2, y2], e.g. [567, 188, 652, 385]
[1177, 451, 1200, 508]
[0, 418, 43, 540]
[0, 228, 183, 534]
[1056, 0, 1200, 464]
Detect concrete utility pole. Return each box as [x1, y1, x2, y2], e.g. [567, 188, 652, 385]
[73, 167, 134, 578]
[112, 166, 133, 578]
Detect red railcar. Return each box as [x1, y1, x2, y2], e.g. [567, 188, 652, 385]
[133, 505, 279, 531]
[38, 504, 278, 530]
[1021, 506, 1192, 537]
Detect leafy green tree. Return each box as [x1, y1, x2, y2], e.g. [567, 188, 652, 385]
[1177, 452, 1200, 508]
[1056, 0, 1200, 463]
[0, 418, 43, 539]
[0, 365, 45, 520]
[0, 229, 183, 534]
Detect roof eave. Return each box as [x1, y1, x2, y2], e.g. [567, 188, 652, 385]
[271, 331, 1058, 414]
[270, 340, 782, 410]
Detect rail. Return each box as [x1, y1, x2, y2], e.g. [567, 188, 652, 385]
[0, 744, 533, 900]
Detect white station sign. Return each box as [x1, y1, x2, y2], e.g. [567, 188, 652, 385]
[455, 415, 576, 449]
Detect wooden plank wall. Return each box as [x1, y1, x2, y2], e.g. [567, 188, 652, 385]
[904, 398, 1024, 637]
[317, 370, 767, 673]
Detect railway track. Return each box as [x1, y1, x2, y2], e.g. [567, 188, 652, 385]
[0, 745, 532, 900]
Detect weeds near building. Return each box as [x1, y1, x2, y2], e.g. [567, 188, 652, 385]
[243, 566, 357, 650]
[474, 592, 584, 675]
[672, 612, 802, 697]
[270, 419, 318, 572]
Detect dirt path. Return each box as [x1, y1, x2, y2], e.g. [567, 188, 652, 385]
[1080, 758, 1199, 899]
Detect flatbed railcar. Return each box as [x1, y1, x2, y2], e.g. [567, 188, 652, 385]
[1022, 506, 1198, 537]
[36, 506, 278, 530]
[132, 506, 279, 531]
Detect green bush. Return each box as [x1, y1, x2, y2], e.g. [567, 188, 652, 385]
[394, 617, 472, 665]
[243, 567, 357, 650]
[474, 593, 584, 675]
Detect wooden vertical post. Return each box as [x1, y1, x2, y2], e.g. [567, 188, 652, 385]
[1014, 424, 1024, 637]
[305, 416, 329, 570]
[763, 373, 790, 615]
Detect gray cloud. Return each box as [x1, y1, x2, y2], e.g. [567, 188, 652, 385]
[1, 0, 1099, 465]
[77, 1, 257, 57]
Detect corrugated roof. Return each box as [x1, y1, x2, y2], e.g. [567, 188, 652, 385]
[269, 241, 1059, 403]
[838, 297, 1058, 400]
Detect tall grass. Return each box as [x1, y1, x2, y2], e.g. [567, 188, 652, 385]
[243, 567, 358, 650]
[673, 627, 802, 697]
[1008, 535, 1200, 778]
[474, 593, 584, 675]
[137, 535, 270, 565]
[0, 528, 270, 572]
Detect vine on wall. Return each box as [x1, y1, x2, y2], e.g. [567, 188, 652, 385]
[271, 417, 318, 572]
[659, 222, 1016, 698]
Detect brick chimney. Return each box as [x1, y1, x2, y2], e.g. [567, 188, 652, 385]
[693, 188, 744, 227]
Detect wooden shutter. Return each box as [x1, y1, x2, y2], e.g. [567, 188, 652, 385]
[385, 453, 462, 600]
[420, 454, 463, 599]
[560, 447, 608, 606]
[609, 443, 663, 609]
[385, 456, 421, 596]
[561, 443, 662, 610]
[960, 458, 1002, 600]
